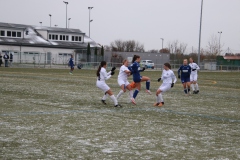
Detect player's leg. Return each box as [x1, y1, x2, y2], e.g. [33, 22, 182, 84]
[133, 82, 141, 100]
[116, 80, 126, 99]
[126, 84, 136, 105]
[194, 74, 199, 93]
[141, 76, 151, 94]
[182, 82, 187, 94]
[187, 81, 191, 94]
[106, 89, 121, 107]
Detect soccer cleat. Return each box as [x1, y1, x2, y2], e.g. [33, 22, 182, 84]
[196, 90, 199, 94]
[69, 72, 73, 75]
[101, 100, 107, 105]
[146, 90, 152, 95]
[131, 98, 136, 105]
[153, 103, 160, 106]
[115, 104, 122, 107]
[192, 90, 196, 94]
[158, 102, 164, 107]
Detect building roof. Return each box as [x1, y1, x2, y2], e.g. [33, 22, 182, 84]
[0, 22, 101, 49]
[223, 56, 240, 60]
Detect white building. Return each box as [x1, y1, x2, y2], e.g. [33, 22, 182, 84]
[0, 22, 101, 64]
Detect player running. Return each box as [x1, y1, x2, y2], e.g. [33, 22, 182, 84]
[189, 58, 200, 94]
[116, 59, 136, 104]
[128, 55, 151, 102]
[69, 54, 74, 75]
[96, 61, 121, 107]
[154, 63, 177, 107]
[178, 59, 191, 95]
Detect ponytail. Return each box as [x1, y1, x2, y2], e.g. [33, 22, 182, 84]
[96, 61, 107, 77]
[132, 55, 140, 63]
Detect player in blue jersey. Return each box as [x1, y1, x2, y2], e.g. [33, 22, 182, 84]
[69, 54, 74, 75]
[178, 59, 191, 95]
[128, 55, 151, 102]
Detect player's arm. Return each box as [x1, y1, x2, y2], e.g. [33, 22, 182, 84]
[172, 73, 177, 83]
[177, 66, 181, 78]
[139, 67, 145, 72]
[103, 70, 112, 80]
[196, 64, 200, 70]
[188, 66, 192, 74]
[157, 72, 163, 82]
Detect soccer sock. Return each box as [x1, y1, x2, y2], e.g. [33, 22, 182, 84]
[184, 89, 187, 94]
[158, 93, 163, 102]
[146, 80, 150, 90]
[116, 90, 124, 99]
[191, 84, 195, 91]
[110, 95, 118, 106]
[102, 94, 108, 100]
[156, 95, 160, 103]
[129, 90, 133, 98]
[188, 88, 190, 93]
[195, 83, 199, 90]
[133, 89, 139, 99]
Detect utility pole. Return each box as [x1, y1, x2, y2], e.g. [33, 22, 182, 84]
[198, 0, 203, 65]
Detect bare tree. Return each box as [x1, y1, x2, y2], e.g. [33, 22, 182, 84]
[109, 39, 144, 52]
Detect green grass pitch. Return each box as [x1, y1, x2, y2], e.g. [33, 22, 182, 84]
[0, 68, 240, 159]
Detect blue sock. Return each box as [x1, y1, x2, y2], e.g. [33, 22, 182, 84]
[133, 90, 139, 99]
[188, 88, 190, 93]
[146, 80, 150, 90]
[184, 89, 187, 94]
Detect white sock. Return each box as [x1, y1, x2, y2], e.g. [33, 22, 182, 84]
[116, 90, 124, 99]
[195, 83, 199, 90]
[129, 90, 133, 98]
[158, 93, 163, 102]
[102, 94, 108, 100]
[156, 95, 160, 103]
[110, 95, 118, 106]
[191, 84, 195, 91]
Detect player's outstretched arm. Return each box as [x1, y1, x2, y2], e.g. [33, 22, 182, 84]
[103, 70, 112, 80]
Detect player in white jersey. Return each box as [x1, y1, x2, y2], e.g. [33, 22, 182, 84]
[116, 59, 136, 104]
[154, 63, 177, 107]
[96, 61, 122, 107]
[189, 58, 200, 94]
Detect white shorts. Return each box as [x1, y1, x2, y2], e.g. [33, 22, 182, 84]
[96, 81, 110, 93]
[190, 74, 198, 82]
[158, 83, 171, 93]
[118, 79, 130, 87]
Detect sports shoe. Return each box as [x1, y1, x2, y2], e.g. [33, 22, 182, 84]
[158, 102, 164, 107]
[192, 90, 196, 94]
[131, 98, 136, 105]
[153, 103, 159, 106]
[196, 90, 199, 94]
[146, 90, 152, 95]
[69, 72, 73, 75]
[115, 104, 122, 107]
[101, 100, 107, 105]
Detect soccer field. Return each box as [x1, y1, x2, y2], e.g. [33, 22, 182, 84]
[0, 68, 240, 159]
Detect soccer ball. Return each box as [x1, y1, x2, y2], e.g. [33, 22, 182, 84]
[130, 82, 136, 89]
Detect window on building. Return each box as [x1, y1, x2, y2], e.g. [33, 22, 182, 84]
[49, 34, 51, 39]
[7, 31, 11, 37]
[75, 36, 78, 41]
[0, 30, 5, 36]
[52, 35, 55, 40]
[63, 35, 65, 40]
[66, 35, 69, 41]
[79, 36, 82, 41]
[17, 32, 21, 37]
[72, 36, 74, 41]
[12, 31, 16, 37]
[60, 35, 62, 40]
[55, 35, 58, 40]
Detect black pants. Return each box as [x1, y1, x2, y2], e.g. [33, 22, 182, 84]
[5, 60, 8, 67]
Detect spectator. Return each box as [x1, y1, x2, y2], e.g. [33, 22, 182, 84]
[3, 53, 9, 67]
[0, 53, 2, 67]
[10, 53, 13, 66]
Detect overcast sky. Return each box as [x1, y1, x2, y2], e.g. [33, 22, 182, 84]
[1, 0, 240, 53]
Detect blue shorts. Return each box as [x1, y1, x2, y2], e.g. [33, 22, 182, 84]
[133, 76, 142, 83]
[70, 65, 74, 69]
[181, 77, 190, 83]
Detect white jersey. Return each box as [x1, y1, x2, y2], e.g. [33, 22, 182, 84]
[161, 69, 177, 84]
[189, 62, 200, 75]
[118, 65, 129, 81]
[97, 67, 111, 82]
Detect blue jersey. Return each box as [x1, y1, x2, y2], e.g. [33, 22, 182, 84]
[178, 65, 191, 78]
[69, 58, 74, 66]
[128, 61, 143, 82]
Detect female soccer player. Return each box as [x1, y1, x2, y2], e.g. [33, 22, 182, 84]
[96, 61, 121, 107]
[154, 63, 177, 107]
[116, 59, 136, 104]
[178, 59, 191, 95]
[128, 55, 151, 102]
[69, 54, 74, 75]
[189, 58, 200, 94]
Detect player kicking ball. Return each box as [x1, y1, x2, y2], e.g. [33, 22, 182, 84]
[154, 63, 177, 107]
[116, 59, 136, 105]
[96, 61, 122, 107]
[189, 58, 200, 94]
[178, 59, 191, 95]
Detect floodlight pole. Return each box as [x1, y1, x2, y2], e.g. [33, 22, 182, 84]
[63, 1, 68, 28]
[218, 31, 222, 55]
[68, 18, 71, 28]
[88, 7, 93, 37]
[160, 38, 164, 52]
[49, 14, 52, 27]
[197, 0, 203, 65]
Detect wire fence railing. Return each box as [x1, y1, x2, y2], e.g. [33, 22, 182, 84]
[1, 60, 240, 72]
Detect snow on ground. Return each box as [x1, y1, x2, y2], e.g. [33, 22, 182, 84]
[0, 69, 239, 159]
